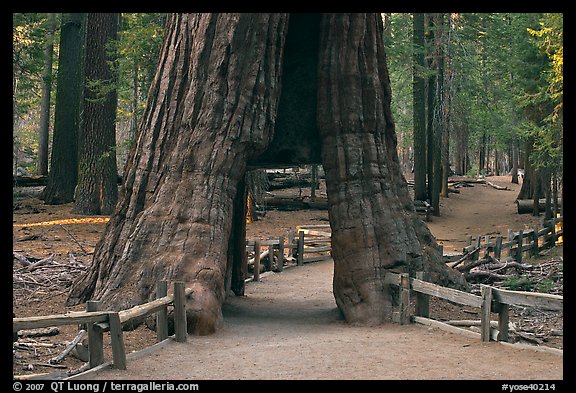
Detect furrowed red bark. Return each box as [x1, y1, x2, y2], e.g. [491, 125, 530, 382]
[317, 14, 467, 324]
[68, 13, 467, 335]
[67, 14, 289, 335]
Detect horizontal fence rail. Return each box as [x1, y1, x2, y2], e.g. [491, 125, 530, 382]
[13, 281, 191, 371]
[461, 216, 563, 263]
[13, 215, 563, 376]
[385, 270, 563, 346]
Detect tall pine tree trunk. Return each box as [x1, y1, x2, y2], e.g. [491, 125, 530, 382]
[73, 13, 119, 215]
[36, 13, 56, 177]
[42, 13, 85, 204]
[430, 13, 444, 215]
[412, 13, 427, 202]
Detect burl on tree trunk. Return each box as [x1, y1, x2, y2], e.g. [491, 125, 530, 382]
[67, 13, 467, 335]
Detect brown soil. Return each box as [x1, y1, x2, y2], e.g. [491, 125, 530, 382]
[12, 175, 563, 381]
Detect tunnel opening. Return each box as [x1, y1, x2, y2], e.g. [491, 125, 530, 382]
[251, 13, 322, 168]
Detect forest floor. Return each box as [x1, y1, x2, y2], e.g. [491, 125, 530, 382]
[12, 175, 564, 381]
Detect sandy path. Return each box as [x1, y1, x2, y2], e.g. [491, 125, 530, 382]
[67, 176, 562, 381]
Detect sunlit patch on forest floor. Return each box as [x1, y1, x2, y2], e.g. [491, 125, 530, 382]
[13, 217, 110, 227]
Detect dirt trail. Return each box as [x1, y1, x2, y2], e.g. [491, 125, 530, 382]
[74, 258, 562, 381]
[14, 176, 563, 381]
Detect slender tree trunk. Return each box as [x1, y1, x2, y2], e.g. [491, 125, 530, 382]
[478, 131, 486, 176]
[440, 13, 451, 198]
[431, 13, 444, 215]
[67, 14, 289, 335]
[36, 13, 56, 177]
[425, 14, 436, 205]
[511, 136, 519, 183]
[518, 137, 535, 200]
[73, 13, 119, 215]
[317, 14, 467, 324]
[73, 13, 120, 215]
[412, 13, 427, 202]
[42, 13, 85, 204]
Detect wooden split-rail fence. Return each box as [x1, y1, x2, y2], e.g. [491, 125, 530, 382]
[13, 218, 564, 373]
[384, 270, 563, 348]
[459, 215, 563, 263]
[245, 224, 332, 281]
[13, 281, 190, 372]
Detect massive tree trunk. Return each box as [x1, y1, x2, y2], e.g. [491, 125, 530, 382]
[42, 13, 85, 204]
[317, 14, 466, 324]
[67, 14, 289, 335]
[73, 13, 119, 215]
[68, 13, 466, 334]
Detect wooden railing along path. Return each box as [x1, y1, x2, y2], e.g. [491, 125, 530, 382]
[13, 217, 563, 373]
[385, 270, 563, 352]
[13, 281, 191, 371]
[459, 216, 563, 263]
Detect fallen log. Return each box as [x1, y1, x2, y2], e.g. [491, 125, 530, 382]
[268, 178, 312, 190]
[13, 252, 31, 266]
[516, 198, 562, 214]
[450, 247, 481, 269]
[49, 329, 86, 364]
[448, 177, 486, 184]
[456, 254, 497, 272]
[17, 327, 60, 338]
[13, 175, 48, 187]
[465, 269, 513, 282]
[486, 180, 510, 191]
[263, 196, 328, 210]
[248, 250, 269, 265]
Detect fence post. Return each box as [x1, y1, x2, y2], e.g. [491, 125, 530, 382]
[399, 273, 411, 325]
[415, 272, 429, 318]
[474, 235, 481, 261]
[86, 300, 104, 368]
[156, 280, 169, 342]
[297, 231, 305, 266]
[549, 218, 556, 247]
[268, 244, 274, 271]
[483, 235, 490, 258]
[532, 225, 539, 256]
[507, 229, 513, 257]
[287, 230, 295, 258]
[108, 312, 127, 370]
[277, 236, 284, 272]
[173, 281, 187, 343]
[494, 236, 503, 260]
[480, 285, 493, 342]
[516, 230, 523, 263]
[496, 302, 509, 342]
[253, 240, 261, 281]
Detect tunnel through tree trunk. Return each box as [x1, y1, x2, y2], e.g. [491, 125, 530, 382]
[68, 13, 467, 335]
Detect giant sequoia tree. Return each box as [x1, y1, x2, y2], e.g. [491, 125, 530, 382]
[68, 13, 466, 334]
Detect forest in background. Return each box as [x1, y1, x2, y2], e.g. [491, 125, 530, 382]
[12, 13, 563, 218]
